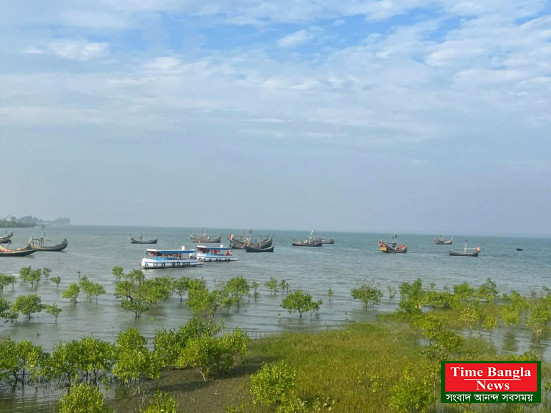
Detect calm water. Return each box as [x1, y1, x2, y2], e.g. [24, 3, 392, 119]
[0, 226, 550, 411]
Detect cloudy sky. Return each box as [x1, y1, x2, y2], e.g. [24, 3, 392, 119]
[1, 1, 550, 236]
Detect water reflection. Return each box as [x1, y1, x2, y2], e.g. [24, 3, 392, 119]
[502, 330, 519, 353]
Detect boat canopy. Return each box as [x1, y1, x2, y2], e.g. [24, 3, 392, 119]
[146, 247, 196, 254]
[197, 244, 231, 251]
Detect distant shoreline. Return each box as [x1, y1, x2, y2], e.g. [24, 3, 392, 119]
[0, 222, 35, 228]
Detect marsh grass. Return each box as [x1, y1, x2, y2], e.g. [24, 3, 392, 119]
[120, 313, 550, 413]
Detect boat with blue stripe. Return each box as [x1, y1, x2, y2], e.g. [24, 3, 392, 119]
[196, 244, 238, 262]
[141, 246, 203, 269]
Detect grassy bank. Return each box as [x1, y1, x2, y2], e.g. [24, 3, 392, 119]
[112, 314, 550, 412]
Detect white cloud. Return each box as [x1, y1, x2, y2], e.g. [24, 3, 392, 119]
[143, 56, 182, 71]
[277, 28, 320, 48]
[25, 40, 110, 61]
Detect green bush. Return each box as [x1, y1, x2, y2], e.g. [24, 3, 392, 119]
[58, 383, 112, 413]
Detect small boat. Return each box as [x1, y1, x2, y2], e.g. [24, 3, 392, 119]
[516, 248, 523, 251]
[245, 244, 274, 252]
[190, 231, 222, 243]
[379, 235, 407, 253]
[449, 240, 481, 257]
[0, 232, 14, 244]
[30, 237, 68, 252]
[434, 235, 453, 245]
[130, 235, 158, 244]
[0, 243, 38, 257]
[141, 247, 203, 269]
[196, 244, 238, 262]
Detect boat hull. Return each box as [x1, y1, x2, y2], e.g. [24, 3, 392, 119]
[245, 245, 274, 252]
[31, 238, 68, 252]
[141, 258, 203, 269]
[379, 241, 407, 253]
[190, 235, 222, 243]
[449, 250, 479, 257]
[131, 238, 158, 244]
[0, 244, 38, 257]
[199, 256, 239, 262]
[292, 240, 322, 247]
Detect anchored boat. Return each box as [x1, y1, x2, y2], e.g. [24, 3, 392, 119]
[196, 244, 238, 262]
[130, 235, 158, 244]
[141, 247, 203, 269]
[30, 237, 68, 252]
[449, 240, 481, 257]
[0, 243, 37, 257]
[379, 235, 407, 253]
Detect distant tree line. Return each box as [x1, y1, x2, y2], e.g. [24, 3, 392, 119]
[0, 216, 70, 228]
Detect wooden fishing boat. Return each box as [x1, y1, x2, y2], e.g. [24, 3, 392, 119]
[141, 247, 203, 269]
[228, 230, 251, 249]
[228, 232, 273, 249]
[245, 244, 274, 252]
[0, 232, 14, 244]
[190, 232, 222, 243]
[130, 235, 158, 244]
[228, 236, 247, 249]
[379, 235, 407, 253]
[30, 237, 68, 252]
[292, 238, 322, 247]
[434, 236, 453, 245]
[449, 240, 481, 257]
[196, 244, 238, 262]
[0, 243, 37, 257]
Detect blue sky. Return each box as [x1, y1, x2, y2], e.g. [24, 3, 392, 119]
[1, 1, 550, 236]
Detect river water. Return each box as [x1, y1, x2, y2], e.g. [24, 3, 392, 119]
[0, 225, 550, 411]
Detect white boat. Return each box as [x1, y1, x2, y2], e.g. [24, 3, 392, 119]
[141, 246, 203, 269]
[196, 244, 239, 262]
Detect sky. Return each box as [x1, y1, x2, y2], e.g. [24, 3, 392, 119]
[1, 1, 550, 236]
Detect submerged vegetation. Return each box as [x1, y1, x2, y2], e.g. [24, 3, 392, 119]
[0, 266, 550, 411]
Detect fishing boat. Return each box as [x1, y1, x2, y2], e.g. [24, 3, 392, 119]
[292, 231, 323, 247]
[228, 232, 273, 249]
[0, 243, 37, 257]
[30, 237, 68, 252]
[434, 235, 453, 245]
[227, 230, 251, 249]
[292, 238, 323, 247]
[0, 232, 14, 244]
[196, 244, 238, 262]
[245, 244, 274, 252]
[141, 247, 203, 269]
[130, 235, 158, 244]
[379, 235, 407, 253]
[449, 240, 481, 257]
[189, 231, 222, 243]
